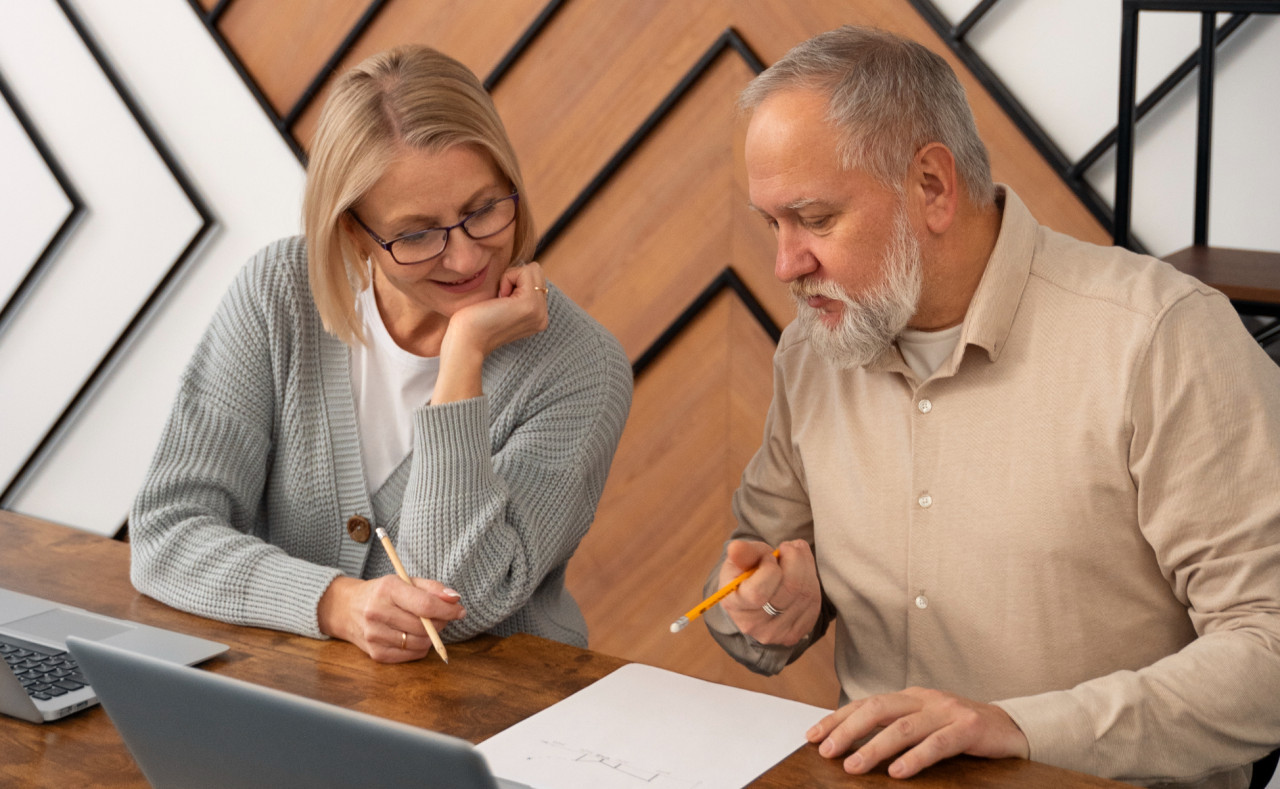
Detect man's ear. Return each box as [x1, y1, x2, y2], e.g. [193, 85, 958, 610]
[910, 142, 959, 235]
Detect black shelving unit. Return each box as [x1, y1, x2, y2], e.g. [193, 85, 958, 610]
[1115, 0, 1280, 350]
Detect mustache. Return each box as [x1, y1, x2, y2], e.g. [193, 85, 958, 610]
[789, 277, 849, 303]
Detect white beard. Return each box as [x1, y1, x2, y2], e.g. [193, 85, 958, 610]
[789, 206, 922, 369]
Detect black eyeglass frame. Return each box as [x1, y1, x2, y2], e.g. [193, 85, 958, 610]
[347, 191, 520, 265]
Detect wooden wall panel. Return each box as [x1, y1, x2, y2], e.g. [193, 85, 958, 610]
[218, 0, 368, 115]
[492, 0, 733, 232]
[289, 0, 550, 147]
[569, 293, 840, 708]
[191, 0, 1114, 708]
[540, 53, 742, 358]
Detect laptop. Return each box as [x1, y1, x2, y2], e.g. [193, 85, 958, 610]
[0, 587, 227, 723]
[67, 637, 532, 789]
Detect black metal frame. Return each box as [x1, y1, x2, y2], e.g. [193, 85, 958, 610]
[0, 0, 216, 511]
[908, 0, 1261, 255]
[0, 68, 85, 340]
[908, 0, 1119, 242]
[1114, 0, 1280, 250]
[1116, 0, 1280, 354]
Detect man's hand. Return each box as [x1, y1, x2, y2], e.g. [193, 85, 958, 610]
[318, 575, 465, 663]
[806, 687, 1030, 778]
[717, 539, 821, 646]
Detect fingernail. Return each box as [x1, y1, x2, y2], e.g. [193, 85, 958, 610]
[889, 760, 905, 777]
[806, 725, 821, 740]
[820, 740, 834, 757]
[847, 753, 863, 771]
[443, 588, 460, 599]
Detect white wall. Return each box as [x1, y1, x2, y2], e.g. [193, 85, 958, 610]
[940, 0, 1280, 257]
[0, 0, 303, 536]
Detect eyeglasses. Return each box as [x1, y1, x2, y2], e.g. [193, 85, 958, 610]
[348, 191, 519, 265]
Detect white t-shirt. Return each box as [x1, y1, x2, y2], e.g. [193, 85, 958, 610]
[350, 284, 440, 492]
[896, 323, 963, 381]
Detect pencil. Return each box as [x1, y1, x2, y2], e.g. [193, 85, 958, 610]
[669, 548, 781, 633]
[375, 527, 449, 664]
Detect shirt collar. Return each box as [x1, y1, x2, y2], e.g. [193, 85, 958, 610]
[861, 185, 1039, 377]
[952, 185, 1037, 364]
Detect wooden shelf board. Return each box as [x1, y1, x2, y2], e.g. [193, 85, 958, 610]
[1163, 245, 1280, 305]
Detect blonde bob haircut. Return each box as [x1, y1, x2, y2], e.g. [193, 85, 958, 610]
[304, 45, 536, 345]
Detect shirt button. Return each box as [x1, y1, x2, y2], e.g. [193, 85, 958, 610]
[346, 515, 371, 543]
[915, 595, 929, 610]
[917, 398, 932, 414]
[918, 494, 933, 508]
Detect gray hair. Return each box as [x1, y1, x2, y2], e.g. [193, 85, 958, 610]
[740, 26, 994, 206]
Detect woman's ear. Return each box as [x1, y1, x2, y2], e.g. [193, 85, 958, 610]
[339, 211, 369, 259]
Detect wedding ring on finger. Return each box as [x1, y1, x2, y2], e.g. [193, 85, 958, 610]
[762, 601, 784, 617]
[400, 631, 408, 649]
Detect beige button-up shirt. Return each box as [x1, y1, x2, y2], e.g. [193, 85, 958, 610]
[708, 188, 1280, 788]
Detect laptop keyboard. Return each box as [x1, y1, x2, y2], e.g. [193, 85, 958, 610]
[1, 634, 88, 702]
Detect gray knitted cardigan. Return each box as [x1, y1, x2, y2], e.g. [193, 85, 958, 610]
[129, 236, 632, 647]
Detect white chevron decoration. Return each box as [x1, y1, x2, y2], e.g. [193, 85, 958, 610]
[0, 0, 303, 535]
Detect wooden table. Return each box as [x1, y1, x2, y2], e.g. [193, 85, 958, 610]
[0, 510, 1124, 787]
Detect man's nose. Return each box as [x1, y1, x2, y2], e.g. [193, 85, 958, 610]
[774, 228, 817, 284]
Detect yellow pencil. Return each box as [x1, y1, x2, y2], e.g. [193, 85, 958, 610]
[375, 527, 449, 664]
[669, 548, 781, 633]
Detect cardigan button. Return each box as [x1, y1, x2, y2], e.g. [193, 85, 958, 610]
[346, 515, 371, 543]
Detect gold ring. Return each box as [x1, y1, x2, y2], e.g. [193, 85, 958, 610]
[532, 285, 549, 294]
[400, 631, 408, 649]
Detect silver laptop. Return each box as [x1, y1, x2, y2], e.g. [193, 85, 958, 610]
[0, 587, 227, 723]
[67, 637, 531, 789]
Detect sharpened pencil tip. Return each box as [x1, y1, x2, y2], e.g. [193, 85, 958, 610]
[670, 617, 688, 633]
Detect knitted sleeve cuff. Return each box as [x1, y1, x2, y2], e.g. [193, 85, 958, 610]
[412, 396, 499, 500]
[239, 553, 345, 639]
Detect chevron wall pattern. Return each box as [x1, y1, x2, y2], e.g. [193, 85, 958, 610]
[2, 0, 1276, 706]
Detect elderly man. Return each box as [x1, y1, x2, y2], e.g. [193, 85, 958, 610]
[704, 25, 1280, 788]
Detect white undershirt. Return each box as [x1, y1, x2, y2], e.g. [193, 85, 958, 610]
[350, 284, 440, 492]
[897, 323, 964, 381]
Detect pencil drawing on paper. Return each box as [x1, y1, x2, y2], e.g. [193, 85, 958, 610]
[527, 739, 703, 788]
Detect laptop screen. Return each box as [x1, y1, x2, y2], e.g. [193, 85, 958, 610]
[68, 637, 518, 789]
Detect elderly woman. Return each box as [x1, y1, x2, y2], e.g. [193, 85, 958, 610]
[129, 45, 632, 663]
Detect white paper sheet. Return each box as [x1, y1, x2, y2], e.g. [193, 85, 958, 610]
[477, 663, 829, 789]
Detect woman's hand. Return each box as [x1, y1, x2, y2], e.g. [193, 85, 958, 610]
[317, 575, 465, 663]
[432, 262, 550, 404]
